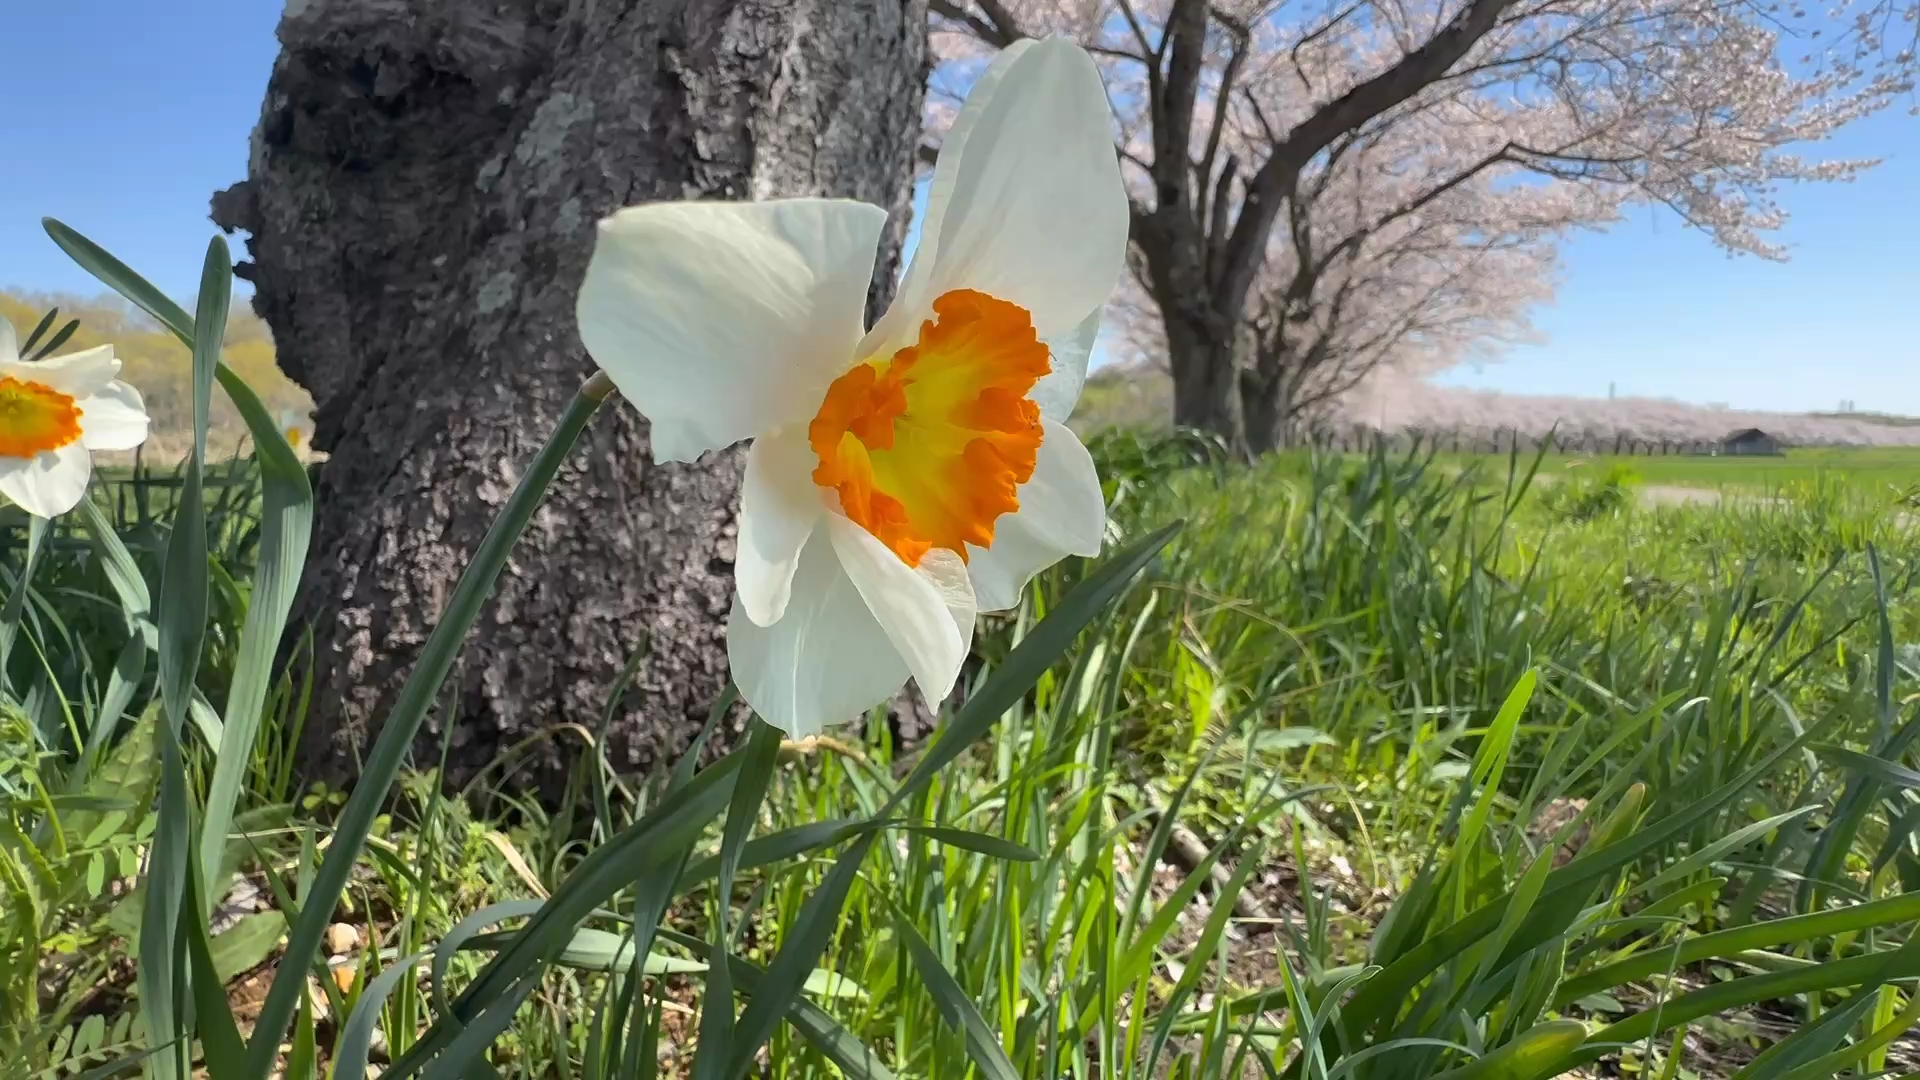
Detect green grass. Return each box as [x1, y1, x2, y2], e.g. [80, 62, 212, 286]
[1432, 444, 1920, 496]
[12, 229, 1920, 1080]
[12, 423, 1920, 1079]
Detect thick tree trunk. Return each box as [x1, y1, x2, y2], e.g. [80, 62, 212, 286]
[1240, 371, 1288, 456]
[1161, 305, 1244, 449]
[1242, 343, 1316, 456]
[1167, 338, 1238, 440]
[211, 0, 926, 789]
[1135, 207, 1245, 451]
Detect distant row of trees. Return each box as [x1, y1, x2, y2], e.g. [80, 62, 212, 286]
[1298, 424, 1745, 456]
[1338, 372, 1920, 448]
[1070, 364, 1920, 449]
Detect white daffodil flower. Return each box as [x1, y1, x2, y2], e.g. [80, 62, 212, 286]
[0, 317, 150, 518]
[577, 39, 1126, 735]
[280, 409, 314, 451]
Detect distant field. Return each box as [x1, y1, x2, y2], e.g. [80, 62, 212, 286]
[1437, 445, 1920, 495]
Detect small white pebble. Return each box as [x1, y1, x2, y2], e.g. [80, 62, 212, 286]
[327, 922, 360, 955]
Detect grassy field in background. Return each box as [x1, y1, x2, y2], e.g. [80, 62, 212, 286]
[1432, 443, 1920, 494]
[13, 433, 1920, 1078]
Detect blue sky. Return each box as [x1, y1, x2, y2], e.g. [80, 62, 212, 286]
[1435, 104, 1920, 414]
[5, 3, 1916, 413]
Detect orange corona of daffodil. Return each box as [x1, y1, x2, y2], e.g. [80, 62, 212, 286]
[0, 318, 149, 518]
[576, 39, 1125, 735]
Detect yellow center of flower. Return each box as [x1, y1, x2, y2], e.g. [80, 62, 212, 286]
[0, 378, 83, 459]
[809, 289, 1049, 567]
[286, 427, 304, 449]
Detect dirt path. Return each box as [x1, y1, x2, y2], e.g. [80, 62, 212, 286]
[1638, 484, 1729, 508]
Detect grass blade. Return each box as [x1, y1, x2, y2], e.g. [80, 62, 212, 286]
[198, 364, 313, 899]
[243, 372, 616, 1075]
[1726, 989, 1879, 1079]
[726, 832, 879, 1079]
[1566, 940, 1920, 1071]
[1771, 987, 1920, 1080]
[894, 824, 1039, 862]
[335, 952, 432, 1080]
[42, 219, 195, 344]
[133, 236, 228, 1080]
[1555, 889, 1920, 1006]
[429, 900, 545, 1021]
[894, 909, 1019, 1080]
[0, 515, 48, 698]
[1343, 720, 1821, 1040]
[18, 307, 59, 353]
[659, 929, 897, 1080]
[25, 317, 80, 361]
[1427, 1020, 1585, 1079]
[390, 754, 741, 1080]
[692, 720, 783, 1080]
[181, 833, 246, 1080]
[882, 520, 1181, 815]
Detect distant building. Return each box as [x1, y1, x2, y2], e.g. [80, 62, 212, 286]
[1720, 428, 1781, 456]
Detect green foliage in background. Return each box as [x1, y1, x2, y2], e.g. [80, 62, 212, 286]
[1539, 462, 1639, 523]
[1450, 446, 1920, 500]
[7, 230, 1920, 1080]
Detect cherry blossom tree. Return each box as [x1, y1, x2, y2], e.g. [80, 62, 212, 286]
[930, 0, 1904, 452]
[1226, 98, 1574, 450]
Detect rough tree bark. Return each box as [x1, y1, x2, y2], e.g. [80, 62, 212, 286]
[211, 0, 927, 789]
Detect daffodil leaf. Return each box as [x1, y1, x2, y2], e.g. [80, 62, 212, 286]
[244, 373, 616, 1075]
[334, 951, 431, 1080]
[885, 518, 1181, 814]
[893, 910, 1018, 1080]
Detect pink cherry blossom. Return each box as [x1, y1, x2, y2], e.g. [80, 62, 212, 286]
[929, 0, 1910, 449]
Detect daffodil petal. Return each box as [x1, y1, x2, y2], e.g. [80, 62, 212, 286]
[918, 547, 977, 645]
[1033, 306, 1101, 424]
[863, 40, 1037, 356]
[79, 382, 150, 452]
[737, 426, 825, 627]
[728, 529, 909, 737]
[827, 514, 970, 704]
[4, 346, 121, 399]
[916, 548, 977, 707]
[966, 420, 1105, 612]
[577, 198, 888, 463]
[0, 317, 16, 364]
[0, 442, 92, 519]
[645, 419, 730, 466]
[876, 38, 1126, 350]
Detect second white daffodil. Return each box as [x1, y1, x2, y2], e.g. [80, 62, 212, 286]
[0, 317, 150, 519]
[577, 39, 1127, 734]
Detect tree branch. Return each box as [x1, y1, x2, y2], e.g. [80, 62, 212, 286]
[1309, 144, 1519, 277]
[1155, 0, 1211, 219]
[1205, 154, 1240, 283]
[1115, 0, 1164, 62]
[1215, 0, 1521, 317]
[1289, 0, 1365, 97]
[971, 0, 1025, 40]
[928, 0, 1023, 46]
[1197, 8, 1252, 229]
